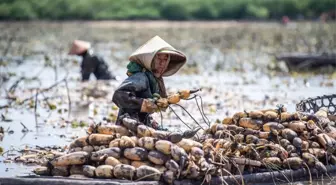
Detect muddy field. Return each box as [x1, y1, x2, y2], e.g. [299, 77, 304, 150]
[0, 21, 335, 184]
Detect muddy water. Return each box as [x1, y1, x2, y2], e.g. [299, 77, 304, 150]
[0, 21, 335, 184]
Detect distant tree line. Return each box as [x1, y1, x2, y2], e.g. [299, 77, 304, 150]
[0, 0, 334, 20]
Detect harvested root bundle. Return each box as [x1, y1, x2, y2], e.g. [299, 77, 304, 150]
[31, 106, 336, 184]
[51, 166, 69, 176]
[119, 157, 131, 165]
[210, 123, 226, 134]
[154, 165, 167, 173]
[69, 137, 88, 148]
[263, 122, 284, 132]
[280, 112, 299, 122]
[262, 157, 282, 169]
[176, 139, 202, 153]
[113, 164, 136, 180]
[137, 125, 155, 137]
[96, 125, 129, 136]
[222, 117, 233, 125]
[178, 90, 194, 100]
[309, 142, 320, 148]
[167, 94, 180, 104]
[315, 161, 328, 173]
[105, 157, 121, 167]
[124, 147, 148, 161]
[302, 153, 316, 167]
[122, 117, 140, 132]
[151, 130, 183, 143]
[258, 131, 270, 139]
[70, 165, 83, 175]
[171, 144, 188, 162]
[138, 137, 157, 150]
[232, 112, 247, 124]
[82, 146, 94, 153]
[163, 170, 175, 184]
[283, 157, 303, 169]
[281, 128, 298, 141]
[249, 110, 264, 119]
[292, 137, 303, 150]
[148, 150, 170, 165]
[263, 111, 278, 121]
[95, 165, 113, 178]
[109, 136, 136, 148]
[83, 165, 96, 177]
[91, 147, 121, 161]
[302, 141, 309, 152]
[88, 134, 115, 146]
[51, 152, 88, 166]
[288, 121, 308, 133]
[165, 159, 180, 174]
[317, 133, 336, 150]
[245, 135, 259, 144]
[239, 118, 263, 130]
[131, 161, 152, 168]
[33, 167, 50, 176]
[136, 165, 161, 181]
[155, 140, 173, 155]
[190, 147, 204, 161]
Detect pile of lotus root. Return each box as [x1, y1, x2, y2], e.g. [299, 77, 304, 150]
[30, 107, 335, 184]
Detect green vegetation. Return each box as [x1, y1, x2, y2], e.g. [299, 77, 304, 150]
[0, 0, 334, 20]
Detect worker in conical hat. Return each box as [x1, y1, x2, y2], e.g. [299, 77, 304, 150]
[112, 36, 186, 128]
[69, 40, 115, 81]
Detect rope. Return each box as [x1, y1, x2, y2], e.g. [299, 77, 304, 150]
[150, 93, 209, 131]
[194, 95, 211, 127]
[169, 104, 205, 130]
[158, 108, 164, 129]
[168, 105, 193, 130]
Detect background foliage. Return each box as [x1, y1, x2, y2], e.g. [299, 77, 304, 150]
[0, 0, 334, 20]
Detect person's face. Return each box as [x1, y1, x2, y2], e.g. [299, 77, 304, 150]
[153, 53, 169, 77]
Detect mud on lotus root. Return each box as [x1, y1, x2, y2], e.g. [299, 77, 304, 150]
[28, 107, 336, 184]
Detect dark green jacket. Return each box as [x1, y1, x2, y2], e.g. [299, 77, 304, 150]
[81, 52, 115, 81]
[112, 72, 158, 125]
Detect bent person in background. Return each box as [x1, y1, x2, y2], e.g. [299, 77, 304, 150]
[69, 40, 116, 81]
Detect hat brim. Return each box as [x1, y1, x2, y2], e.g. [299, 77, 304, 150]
[68, 40, 91, 55]
[157, 49, 187, 77]
[158, 50, 184, 58]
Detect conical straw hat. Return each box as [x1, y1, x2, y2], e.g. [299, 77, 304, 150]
[129, 36, 186, 77]
[68, 40, 91, 55]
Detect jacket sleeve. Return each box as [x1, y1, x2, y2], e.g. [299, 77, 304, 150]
[93, 56, 115, 80]
[81, 58, 95, 81]
[81, 72, 91, 81]
[112, 73, 148, 111]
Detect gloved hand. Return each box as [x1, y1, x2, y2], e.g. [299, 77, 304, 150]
[152, 93, 168, 110]
[141, 99, 158, 113]
[156, 98, 169, 108]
